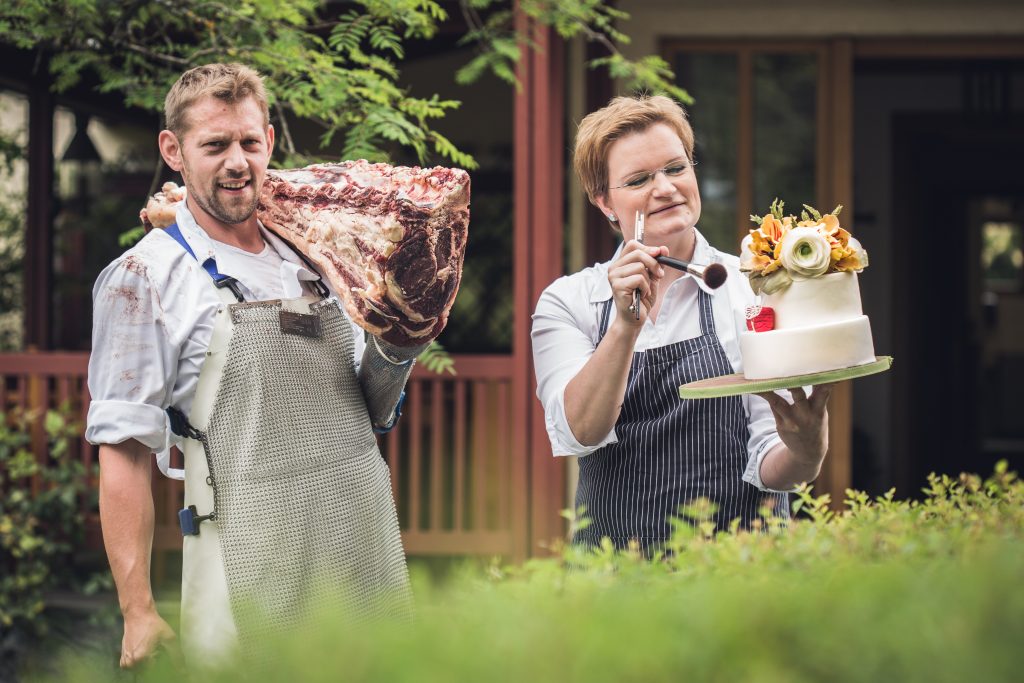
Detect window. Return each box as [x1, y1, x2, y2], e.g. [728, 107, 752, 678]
[665, 42, 825, 254]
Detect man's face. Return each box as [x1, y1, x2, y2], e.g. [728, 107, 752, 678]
[161, 95, 274, 227]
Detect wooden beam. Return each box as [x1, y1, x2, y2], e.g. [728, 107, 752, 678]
[515, 7, 568, 558]
[26, 72, 54, 350]
[817, 39, 856, 507]
[512, 5, 533, 561]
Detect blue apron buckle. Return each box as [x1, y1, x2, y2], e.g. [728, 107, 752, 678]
[179, 505, 215, 536]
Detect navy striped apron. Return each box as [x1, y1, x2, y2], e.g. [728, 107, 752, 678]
[573, 288, 789, 550]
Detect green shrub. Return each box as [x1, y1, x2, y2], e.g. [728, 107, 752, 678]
[0, 409, 104, 677]
[44, 463, 1023, 682]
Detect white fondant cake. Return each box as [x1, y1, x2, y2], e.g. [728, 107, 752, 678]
[740, 272, 875, 380]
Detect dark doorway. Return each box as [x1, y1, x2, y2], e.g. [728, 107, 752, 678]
[891, 112, 1024, 494]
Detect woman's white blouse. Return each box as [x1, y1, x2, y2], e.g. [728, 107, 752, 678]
[531, 230, 785, 492]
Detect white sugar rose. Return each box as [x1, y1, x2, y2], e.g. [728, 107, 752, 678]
[739, 233, 756, 271]
[779, 226, 831, 278]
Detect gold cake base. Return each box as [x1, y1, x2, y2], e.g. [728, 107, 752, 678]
[678, 356, 893, 399]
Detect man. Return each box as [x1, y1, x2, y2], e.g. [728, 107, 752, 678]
[86, 63, 420, 669]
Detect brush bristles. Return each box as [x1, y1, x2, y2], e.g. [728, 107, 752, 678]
[703, 263, 727, 289]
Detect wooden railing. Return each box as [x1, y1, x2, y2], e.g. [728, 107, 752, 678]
[0, 351, 521, 579]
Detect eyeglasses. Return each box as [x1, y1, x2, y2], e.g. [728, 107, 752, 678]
[609, 159, 697, 191]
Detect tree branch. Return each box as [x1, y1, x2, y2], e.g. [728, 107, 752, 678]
[124, 43, 189, 66]
[274, 102, 297, 157]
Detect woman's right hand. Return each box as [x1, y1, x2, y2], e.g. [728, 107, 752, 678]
[607, 240, 669, 329]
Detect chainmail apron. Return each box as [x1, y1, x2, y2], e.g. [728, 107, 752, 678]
[179, 286, 411, 666]
[573, 288, 789, 551]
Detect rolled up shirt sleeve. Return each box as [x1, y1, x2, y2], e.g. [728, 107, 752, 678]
[741, 392, 787, 493]
[531, 279, 618, 457]
[85, 256, 180, 452]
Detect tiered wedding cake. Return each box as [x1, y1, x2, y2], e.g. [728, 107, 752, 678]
[738, 200, 875, 380]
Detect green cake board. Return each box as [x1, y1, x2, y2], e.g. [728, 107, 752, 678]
[678, 356, 893, 399]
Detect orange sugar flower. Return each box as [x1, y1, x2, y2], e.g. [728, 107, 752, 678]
[822, 213, 841, 233]
[834, 253, 863, 271]
[761, 215, 785, 241]
[751, 230, 773, 256]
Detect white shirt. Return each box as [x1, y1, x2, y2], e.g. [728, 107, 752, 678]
[85, 203, 366, 458]
[531, 229, 784, 492]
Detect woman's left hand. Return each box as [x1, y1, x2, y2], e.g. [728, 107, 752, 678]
[755, 384, 834, 465]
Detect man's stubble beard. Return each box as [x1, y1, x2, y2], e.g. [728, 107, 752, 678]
[182, 157, 260, 226]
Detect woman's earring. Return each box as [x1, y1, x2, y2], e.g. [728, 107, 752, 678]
[607, 214, 618, 222]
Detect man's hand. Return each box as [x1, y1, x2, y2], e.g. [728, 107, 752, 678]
[121, 608, 177, 669]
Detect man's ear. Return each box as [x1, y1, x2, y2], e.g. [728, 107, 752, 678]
[158, 130, 183, 172]
[266, 124, 275, 156]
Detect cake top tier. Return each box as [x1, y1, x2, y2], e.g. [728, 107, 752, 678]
[740, 198, 869, 295]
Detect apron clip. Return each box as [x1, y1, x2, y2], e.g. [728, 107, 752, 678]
[179, 505, 215, 536]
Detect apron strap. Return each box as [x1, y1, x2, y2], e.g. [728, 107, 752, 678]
[597, 298, 614, 344]
[164, 223, 246, 302]
[277, 239, 331, 300]
[696, 286, 717, 337]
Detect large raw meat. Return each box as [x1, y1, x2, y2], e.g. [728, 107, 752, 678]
[259, 162, 469, 347]
[141, 161, 470, 347]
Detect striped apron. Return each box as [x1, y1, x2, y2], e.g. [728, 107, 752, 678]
[573, 288, 788, 550]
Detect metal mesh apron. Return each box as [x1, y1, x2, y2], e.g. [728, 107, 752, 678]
[573, 288, 789, 551]
[182, 293, 411, 663]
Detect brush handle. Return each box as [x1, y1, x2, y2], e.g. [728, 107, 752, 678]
[656, 256, 692, 272]
[656, 256, 728, 289]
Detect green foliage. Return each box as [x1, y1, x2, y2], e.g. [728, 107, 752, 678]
[42, 464, 1024, 682]
[0, 409, 99, 636]
[1, 0, 466, 168]
[1, 0, 690, 172]
[417, 340, 456, 376]
[118, 226, 146, 249]
[459, 0, 692, 103]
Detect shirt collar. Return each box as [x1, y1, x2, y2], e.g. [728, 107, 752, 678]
[588, 228, 721, 303]
[172, 204, 322, 285]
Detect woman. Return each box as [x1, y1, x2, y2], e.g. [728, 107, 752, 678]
[531, 95, 832, 550]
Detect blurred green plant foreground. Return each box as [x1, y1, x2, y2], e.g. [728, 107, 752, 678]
[20, 461, 1015, 682]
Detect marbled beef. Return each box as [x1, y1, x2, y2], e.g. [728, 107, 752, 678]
[142, 161, 470, 347]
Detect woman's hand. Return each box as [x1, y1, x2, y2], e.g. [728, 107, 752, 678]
[607, 240, 669, 329]
[755, 384, 835, 490]
[756, 384, 833, 463]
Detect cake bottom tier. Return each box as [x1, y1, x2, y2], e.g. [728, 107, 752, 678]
[739, 316, 875, 380]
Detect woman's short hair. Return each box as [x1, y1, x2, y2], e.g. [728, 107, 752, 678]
[164, 63, 269, 139]
[573, 95, 695, 205]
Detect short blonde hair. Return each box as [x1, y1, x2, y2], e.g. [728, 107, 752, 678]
[573, 95, 695, 205]
[164, 63, 269, 138]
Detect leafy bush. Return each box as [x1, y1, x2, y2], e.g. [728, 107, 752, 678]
[44, 464, 1024, 682]
[0, 409, 103, 678]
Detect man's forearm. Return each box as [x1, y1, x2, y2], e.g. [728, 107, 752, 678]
[358, 336, 427, 429]
[99, 441, 158, 617]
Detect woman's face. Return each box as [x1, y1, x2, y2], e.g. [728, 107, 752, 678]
[595, 122, 701, 246]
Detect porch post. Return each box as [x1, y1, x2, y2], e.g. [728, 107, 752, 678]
[26, 71, 54, 350]
[818, 39, 855, 504]
[514, 6, 567, 557]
